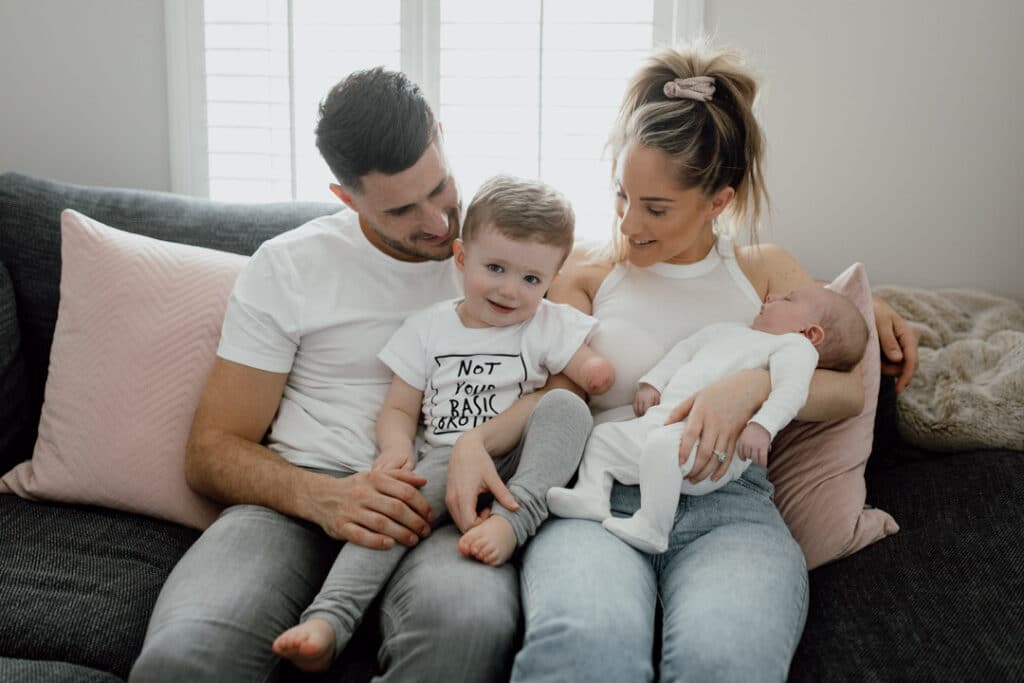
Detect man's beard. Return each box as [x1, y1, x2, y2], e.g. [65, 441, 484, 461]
[372, 215, 458, 262]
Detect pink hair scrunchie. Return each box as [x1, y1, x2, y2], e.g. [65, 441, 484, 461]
[663, 76, 716, 102]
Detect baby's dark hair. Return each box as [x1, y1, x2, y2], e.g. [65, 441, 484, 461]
[462, 175, 575, 264]
[816, 290, 870, 372]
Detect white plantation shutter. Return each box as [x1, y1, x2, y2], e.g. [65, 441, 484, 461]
[168, 0, 702, 240]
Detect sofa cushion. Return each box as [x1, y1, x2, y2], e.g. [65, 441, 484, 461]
[770, 263, 898, 569]
[0, 495, 200, 679]
[0, 172, 336, 462]
[0, 659, 123, 683]
[790, 447, 1024, 681]
[0, 261, 32, 474]
[0, 210, 243, 528]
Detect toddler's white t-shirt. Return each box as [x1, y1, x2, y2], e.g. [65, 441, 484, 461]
[379, 298, 597, 447]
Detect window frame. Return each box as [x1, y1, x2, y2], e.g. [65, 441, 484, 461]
[163, 0, 704, 198]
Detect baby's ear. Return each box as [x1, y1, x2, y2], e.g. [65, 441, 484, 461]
[453, 238, 466, 270]
[803, 323, 825, 347]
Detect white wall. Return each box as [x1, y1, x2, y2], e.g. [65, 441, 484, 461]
[706, 0, 1023, 299]
[0, 1, 1020, 298]
[0, 0, 170, 191]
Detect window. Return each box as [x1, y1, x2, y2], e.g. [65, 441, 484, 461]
[166, 0, 703, 241]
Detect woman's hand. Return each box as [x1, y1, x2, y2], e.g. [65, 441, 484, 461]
[664, 368, 770, 483]
[445, 431, 519, 533]
[873, 295, 919, 393]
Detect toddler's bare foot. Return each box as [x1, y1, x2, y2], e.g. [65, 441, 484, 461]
[458, 515, 517, 566]
[272, 618, 335, 672]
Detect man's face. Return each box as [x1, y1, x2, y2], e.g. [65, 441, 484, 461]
[337, 141, 461, 262]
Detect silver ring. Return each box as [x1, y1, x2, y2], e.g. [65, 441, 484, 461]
[714, 450, 727, 463]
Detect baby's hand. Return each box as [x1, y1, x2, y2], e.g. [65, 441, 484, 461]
[737, 422, 771, 467]
[580, 356, 615, 396]
[633, 383, 661, 417]
[373, 447, 415, 472]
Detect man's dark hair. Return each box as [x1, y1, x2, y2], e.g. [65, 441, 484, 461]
[315, 67, 437, 193]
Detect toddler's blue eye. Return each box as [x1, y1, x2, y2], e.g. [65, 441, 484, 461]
[487, 264, 503, 273]
[524, 275, 541, 285]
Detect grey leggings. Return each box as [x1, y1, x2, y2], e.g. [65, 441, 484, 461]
[304, 389, 595, 657]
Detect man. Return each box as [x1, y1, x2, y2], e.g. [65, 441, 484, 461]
[130, 67, 522, 682]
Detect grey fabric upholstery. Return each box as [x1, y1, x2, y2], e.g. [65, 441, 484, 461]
[0, 261, 31, 473]
[0, 495, 200, 679]
[0, 658, 124, 682]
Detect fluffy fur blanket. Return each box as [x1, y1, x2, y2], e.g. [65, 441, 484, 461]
[875, 286, 1024, 452]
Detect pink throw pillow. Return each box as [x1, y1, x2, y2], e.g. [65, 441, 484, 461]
[769, 263, 899, 569]
[0, 210, 243, 529]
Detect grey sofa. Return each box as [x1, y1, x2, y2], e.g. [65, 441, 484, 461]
[1, 172, 1022, 682]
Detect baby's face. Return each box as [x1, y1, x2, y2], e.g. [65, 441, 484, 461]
[751, 287, 823, 335]
[454, 225, 565, 328]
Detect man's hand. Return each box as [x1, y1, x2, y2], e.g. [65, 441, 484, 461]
[372, 446, 415, 472]
[873, 295, 919, 393]
[664, 368, 769, 483]
[736, 422, 771, 467]
[633, 383, 661, 417]
[445, 431, 519, 533]
[309, 470, 434, 550]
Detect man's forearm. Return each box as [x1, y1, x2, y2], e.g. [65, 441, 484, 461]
[185, 430, 320, 522]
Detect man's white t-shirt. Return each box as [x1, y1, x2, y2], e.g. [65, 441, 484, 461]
[378, 298, 597, 448]
[217, 209, 462, 472]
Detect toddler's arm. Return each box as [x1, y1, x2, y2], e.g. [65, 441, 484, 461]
[374, 376, 424, 471]
[562, 343, 615, 396]
[633, 383, 661, 416]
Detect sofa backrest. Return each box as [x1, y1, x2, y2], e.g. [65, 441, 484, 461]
[0, 172, 336, 472]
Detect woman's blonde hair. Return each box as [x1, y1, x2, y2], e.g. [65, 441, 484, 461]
[605, 43, 769, 261]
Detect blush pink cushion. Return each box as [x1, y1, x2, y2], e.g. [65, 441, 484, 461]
[769, 262, 900, 569]
[0, 210, 243, 529]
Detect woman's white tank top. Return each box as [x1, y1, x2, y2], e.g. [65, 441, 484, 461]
[587, 235, 763, 423]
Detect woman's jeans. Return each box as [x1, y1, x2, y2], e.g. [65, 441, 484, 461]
[512, 464, 809, 683]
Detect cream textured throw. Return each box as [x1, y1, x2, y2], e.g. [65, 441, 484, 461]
[875, 286, 1024, 452]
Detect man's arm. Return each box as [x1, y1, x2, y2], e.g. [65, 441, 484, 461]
[186, 358, 433, 549]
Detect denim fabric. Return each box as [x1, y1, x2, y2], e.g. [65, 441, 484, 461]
[513, 465, 808, 683]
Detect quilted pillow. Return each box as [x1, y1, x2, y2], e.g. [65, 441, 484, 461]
[769, 263, 899, 569]
[0, 210, 243, 528]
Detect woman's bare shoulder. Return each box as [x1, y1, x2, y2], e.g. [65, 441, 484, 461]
[735, 242, 814, 297]
[551, 244, 615, 312]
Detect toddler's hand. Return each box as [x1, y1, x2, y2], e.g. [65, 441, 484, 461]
[373, 447, 415, 472]
[736, 422, 771, 467]
[633, 383, 661, 417]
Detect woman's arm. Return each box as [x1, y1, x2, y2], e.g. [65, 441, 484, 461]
[669, 244, 865, 484]
[741, 243, 865, 421]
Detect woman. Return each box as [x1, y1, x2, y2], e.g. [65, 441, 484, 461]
[508, 45, 917, 682]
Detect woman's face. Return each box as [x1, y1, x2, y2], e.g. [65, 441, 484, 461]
[613, 142, 731, 267]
